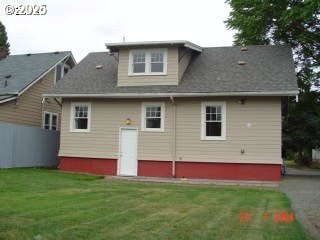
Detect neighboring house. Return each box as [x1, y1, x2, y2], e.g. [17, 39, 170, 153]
[45, 40, 298, 181]
[0, 51, 76, 130]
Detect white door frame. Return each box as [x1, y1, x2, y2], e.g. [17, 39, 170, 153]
[118, 127, 138, 176]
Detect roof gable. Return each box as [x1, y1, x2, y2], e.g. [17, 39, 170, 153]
[0, 51, 73, 101]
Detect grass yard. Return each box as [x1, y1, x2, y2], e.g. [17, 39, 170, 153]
[284, 159, 320, 170]
[0, 169, 309, 240]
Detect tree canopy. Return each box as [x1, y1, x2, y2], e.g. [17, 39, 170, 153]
[0, 21, 10, 54]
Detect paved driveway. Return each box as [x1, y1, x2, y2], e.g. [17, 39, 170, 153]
[279, 174, 320, 239]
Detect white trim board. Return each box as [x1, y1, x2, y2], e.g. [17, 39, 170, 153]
[43, 91, 299, 98]
[0, 96, 18, 104]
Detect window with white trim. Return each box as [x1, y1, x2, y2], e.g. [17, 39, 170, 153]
[141, 102, 165, 131]
[201, 102, 226, 140]
[43, 112, 58, 130]
[133, 52, 146, 73]
[150, 52, 164, 72]
[129, 49, 167, 75]
[70, 103, 91, 132]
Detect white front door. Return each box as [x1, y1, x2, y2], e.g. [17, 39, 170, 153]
[119, 128, 138, 176]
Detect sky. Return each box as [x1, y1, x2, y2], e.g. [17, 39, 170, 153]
[0, 0, 235, 62]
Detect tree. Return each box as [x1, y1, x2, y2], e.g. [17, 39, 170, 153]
[283, 92, 320, 164]
[0, 21, 10, 55]
[225, 0, 320, 164]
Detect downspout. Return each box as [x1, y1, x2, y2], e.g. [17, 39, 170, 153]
[170, 96, 176, 178]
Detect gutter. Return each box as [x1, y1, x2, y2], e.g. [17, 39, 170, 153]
[43, 91, 299, 98]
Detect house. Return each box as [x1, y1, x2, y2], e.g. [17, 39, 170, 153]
[0, 51, 76, 129]
[44, 40, 298, 181]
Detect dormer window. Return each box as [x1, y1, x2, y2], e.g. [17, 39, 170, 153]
[129, 49, 167, 75]
[151, 52, 164, 72]
[133, 52, 146, 73]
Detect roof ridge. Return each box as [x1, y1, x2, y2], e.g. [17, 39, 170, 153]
[7, 51, 72, 57]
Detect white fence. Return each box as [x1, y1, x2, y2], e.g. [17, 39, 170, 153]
[0, 123, 59, 168]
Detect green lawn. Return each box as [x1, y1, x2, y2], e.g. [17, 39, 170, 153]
[0, 169, 309, 240]
[284, 159, 320, 170]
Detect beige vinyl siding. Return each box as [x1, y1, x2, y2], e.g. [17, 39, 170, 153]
[178, 49, 192, 81]
[0, 69, 61, 128]
[60, 99, 173, 160]
[175, 97, 281, 164]
[59, 97, 282, 164]
[117, 47, 179, 86]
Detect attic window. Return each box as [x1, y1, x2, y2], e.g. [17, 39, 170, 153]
[129, 49, 167, 75]
[55, 63, 71, 83]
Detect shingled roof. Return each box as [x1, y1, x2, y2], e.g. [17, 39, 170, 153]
[0, 51, 73, 102]
[46, 45, 298, 97]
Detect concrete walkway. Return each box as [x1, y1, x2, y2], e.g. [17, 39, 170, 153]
[105, 175, 279, 187]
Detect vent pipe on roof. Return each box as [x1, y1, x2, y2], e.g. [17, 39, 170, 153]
[238, 61, 247, 65]
[241, 46, 248, 51]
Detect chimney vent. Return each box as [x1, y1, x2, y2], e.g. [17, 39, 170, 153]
[96, 65, 103, 69]
[26, 53, 31, 56]
[5, 74, 11, 79]
[238, 61, 247, 65]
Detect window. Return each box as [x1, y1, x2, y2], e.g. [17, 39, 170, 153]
[201, 102, 226, 140]
[129, 49, 167, 75]
[133, 52, 146, 73]
[141, 102, 165, 131]
[70, 103, 91, 132]
[55, 64, 62, 82]
[55, 63, 71, 83]
[151, 52, 164, 72]
[43, 112, 58, 130]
